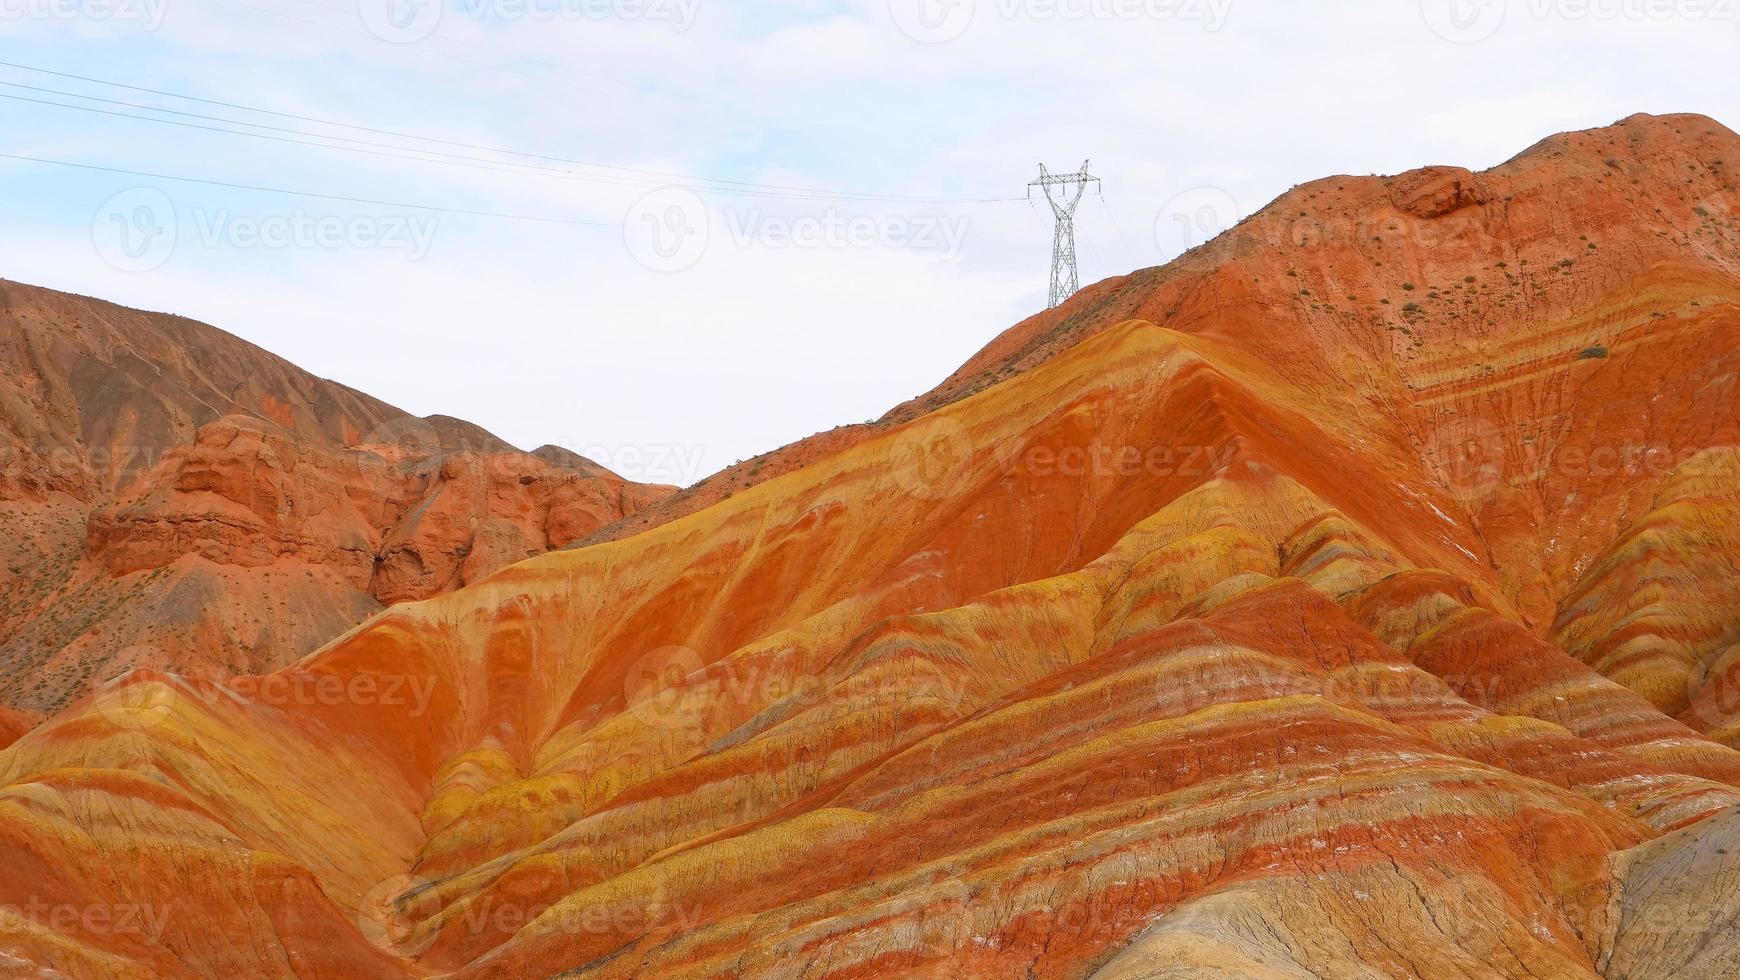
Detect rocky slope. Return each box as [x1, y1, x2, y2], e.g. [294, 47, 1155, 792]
[2, 113, 1740, 978]
[0, 282, 672, 714]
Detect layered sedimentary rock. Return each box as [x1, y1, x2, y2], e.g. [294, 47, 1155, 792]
[2, 113, 1740, 978]
[0, 282, 671, 715]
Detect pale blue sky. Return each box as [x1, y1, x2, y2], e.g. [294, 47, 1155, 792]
[2, 0, 1736, 482]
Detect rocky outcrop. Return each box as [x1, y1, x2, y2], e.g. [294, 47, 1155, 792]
[0, 287, 673, 714]
[85, 416, 668, 603]
[86, 419, 382, 585]
[1386, 164, 1491, 218]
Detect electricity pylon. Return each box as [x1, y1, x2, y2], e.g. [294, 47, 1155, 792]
[1029, 161, 1101, 309]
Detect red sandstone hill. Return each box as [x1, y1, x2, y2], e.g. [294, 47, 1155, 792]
[0, 281, 674, 715]
[2, 113, 1740, 978]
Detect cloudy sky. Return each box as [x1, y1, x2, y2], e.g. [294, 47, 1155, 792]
[2, 0, 1737, 483]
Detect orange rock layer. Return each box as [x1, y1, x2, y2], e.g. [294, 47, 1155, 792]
[3, 113, 1740, 978]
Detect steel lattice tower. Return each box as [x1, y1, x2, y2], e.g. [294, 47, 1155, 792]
[1029, 161, 1100, 309]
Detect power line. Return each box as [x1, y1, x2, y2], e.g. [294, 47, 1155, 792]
[0, 91, 867, 202]
[0, 92, 600, 184]
[0, 59, 1017, 205]
[0, 151, 618, 226]
[0, 80, 580, 170]
[1098, 193, 1138, 268]
[1, 90, 1031, 207]
[198, 0, 760, 128]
